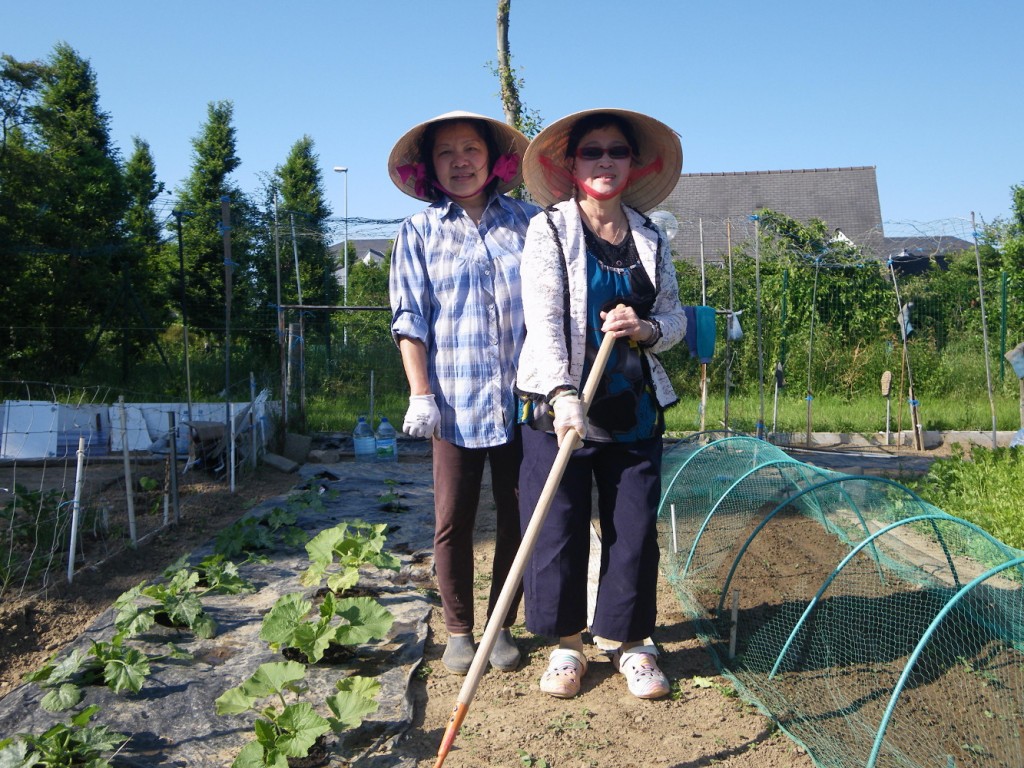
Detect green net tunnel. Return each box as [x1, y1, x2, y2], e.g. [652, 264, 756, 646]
[659, 435, 1024, 768]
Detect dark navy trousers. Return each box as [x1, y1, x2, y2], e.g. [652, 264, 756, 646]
[518, 427, 662, 642]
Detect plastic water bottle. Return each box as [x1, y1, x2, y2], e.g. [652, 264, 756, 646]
[374, 416, 398, 462]
[352, 416, 376, 463]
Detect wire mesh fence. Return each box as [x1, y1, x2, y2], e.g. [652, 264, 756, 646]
[660, 435, 1023, 768]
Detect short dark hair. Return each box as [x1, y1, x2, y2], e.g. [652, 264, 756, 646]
[418, 118, 502, 201]
[565, 113, 640, 160]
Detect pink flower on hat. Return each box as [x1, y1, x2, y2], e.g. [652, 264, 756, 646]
[492, 153, 520, 184]
[397, 162, 429, 199]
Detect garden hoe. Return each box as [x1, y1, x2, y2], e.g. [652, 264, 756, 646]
[432, 329, 617, 768]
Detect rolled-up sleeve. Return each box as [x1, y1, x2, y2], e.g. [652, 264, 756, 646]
[389, 217, 431, 345]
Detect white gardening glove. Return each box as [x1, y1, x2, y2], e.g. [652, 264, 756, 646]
[403, 394, 440, 438]
[552, 393, 586, 449]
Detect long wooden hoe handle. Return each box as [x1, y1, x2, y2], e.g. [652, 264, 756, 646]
[433, 329, 617, 767]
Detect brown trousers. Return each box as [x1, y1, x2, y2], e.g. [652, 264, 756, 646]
[431, 431, 523, 634]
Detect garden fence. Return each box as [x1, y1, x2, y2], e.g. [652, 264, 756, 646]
[0, 383, 274, 601]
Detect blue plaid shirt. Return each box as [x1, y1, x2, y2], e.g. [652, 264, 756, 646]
[390, 193, 539, 448]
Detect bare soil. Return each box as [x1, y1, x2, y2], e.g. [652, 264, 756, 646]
[1, 451, 819, 767]
[0, 462, 301, 698]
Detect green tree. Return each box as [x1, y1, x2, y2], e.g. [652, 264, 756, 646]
[173, 100, 261, 367]
[118, 137, 177, 364]
[344, 250, 391, 343]
[997, 184, 1024, 336]
[272, 136, 338, 346]
[0, 54, 47, 373]
[17, 43, 128, 376]
[0, 54, 45, 162]
[124, 137, 165, 250]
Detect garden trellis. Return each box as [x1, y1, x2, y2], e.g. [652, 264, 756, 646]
[660, 434, 1023, 768]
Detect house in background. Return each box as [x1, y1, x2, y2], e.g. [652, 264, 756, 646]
[654, 166, 971, 268]
[328, 238, 392, 286]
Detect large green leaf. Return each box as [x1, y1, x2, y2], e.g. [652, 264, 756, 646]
[40, 682, 82, 712]
[231, 739, 276, 768]
[216, 661, 307, 715]
[290, 616, 335, 664]
[0, 739, 32, 768]
[259, 594, 312, 648]
[326, 675, 381, 732]
[333, 597, 394, 646]
[274, 702, 330, 757]
[103, 648, 149, 694]
[242, 661, 308, 700]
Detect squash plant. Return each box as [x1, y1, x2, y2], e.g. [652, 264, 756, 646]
[214, 506, 307, 559]
[0, 704, 127, 767]
[184, 553, 256, 593]
[214, 660, 381, 768]
[113, 569, 212, 640]
[259, 592, 394, 665]
[300, 520, 401, 594]
[377, 478, 408, 512]
[111, 553, 254, 639]
[24, 634, 188, 712]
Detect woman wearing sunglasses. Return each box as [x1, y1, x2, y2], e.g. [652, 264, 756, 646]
[515, 109, 686, 699]
[388, 111, 538, 675]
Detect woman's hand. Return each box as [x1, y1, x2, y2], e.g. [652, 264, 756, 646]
[403, 394, 440, 438]
[552, 393, 586, 449]
[600, 303, 655, 343]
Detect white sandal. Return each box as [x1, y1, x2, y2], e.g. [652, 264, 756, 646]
[613, 644, 670, 699]
[539, 648, 588, 698]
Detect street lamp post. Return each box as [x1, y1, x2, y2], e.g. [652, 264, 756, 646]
[333, 166, 349, 345]
[333, 166, 349, 306]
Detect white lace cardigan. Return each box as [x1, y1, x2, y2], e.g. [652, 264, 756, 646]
[516, 200, 687, 408]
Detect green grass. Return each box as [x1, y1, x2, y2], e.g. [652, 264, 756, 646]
[908, 446, 1024, 550]
[666, 392, 1022, 435]
[300, 389, 1022, 436]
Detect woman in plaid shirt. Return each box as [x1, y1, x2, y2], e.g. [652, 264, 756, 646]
[387, 111, 538, 675]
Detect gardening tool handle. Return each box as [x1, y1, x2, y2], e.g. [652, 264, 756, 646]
[433, 329, 616, 767]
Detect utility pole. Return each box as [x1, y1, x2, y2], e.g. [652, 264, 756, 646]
[220, 197, 233, 439]
[172, 209, 194, 424]
[274, 192, 287, 448]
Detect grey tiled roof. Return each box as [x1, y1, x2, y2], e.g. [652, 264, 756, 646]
[653, 166, 884, 264]
[328, 238, 393, 261]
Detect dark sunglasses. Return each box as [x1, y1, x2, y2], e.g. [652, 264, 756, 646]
[575, 145, 633, 161]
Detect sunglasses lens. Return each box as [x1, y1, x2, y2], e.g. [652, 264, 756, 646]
[577, 146, 632, 160]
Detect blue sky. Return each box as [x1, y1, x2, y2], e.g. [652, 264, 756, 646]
[5, 0, 1022, 240]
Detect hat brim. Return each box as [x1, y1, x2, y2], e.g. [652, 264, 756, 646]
[388, 111, 529, 202]
[522, 108, 683, 211]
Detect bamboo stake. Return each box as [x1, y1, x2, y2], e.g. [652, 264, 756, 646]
[729, 589, 740, 660]
[432, 330, 616, 768]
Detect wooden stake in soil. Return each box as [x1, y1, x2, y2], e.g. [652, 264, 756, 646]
[432, 330, 616, 768]
[729, 589, 740, 659]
